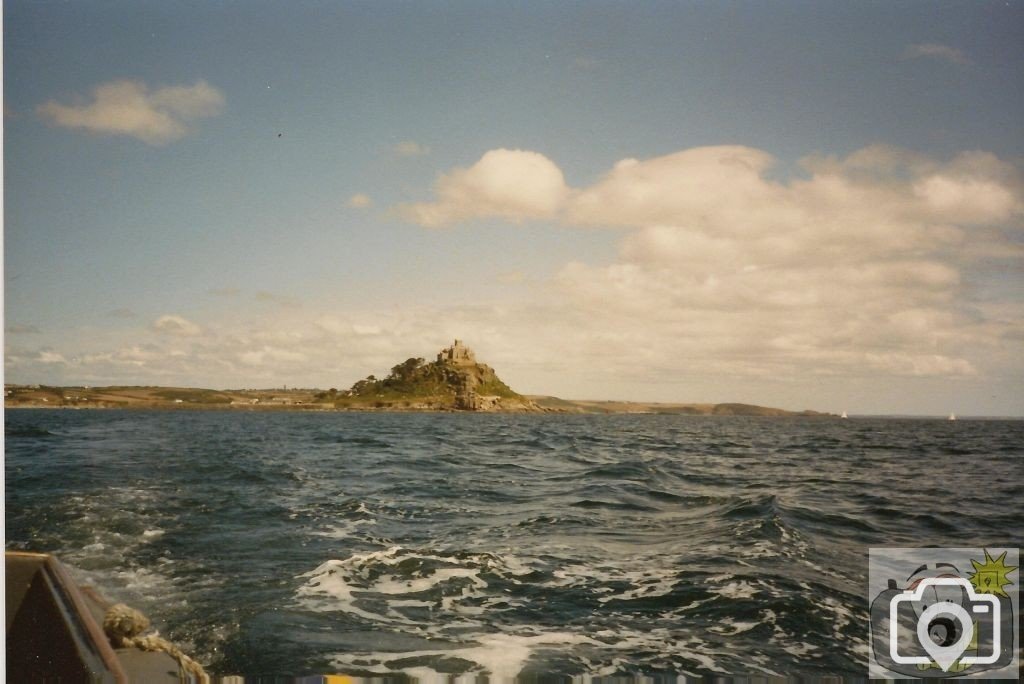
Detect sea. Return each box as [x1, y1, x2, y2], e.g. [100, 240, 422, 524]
[5, 409, 1023, 681]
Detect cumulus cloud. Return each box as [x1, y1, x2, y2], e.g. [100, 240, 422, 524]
[397, 143, 1022, 385]
[9, 143, 1022, 412]
[568, 146, 785, 229]
[37, 351, 68, 364]
[153, 314, 202, 336]
[314, 316, 384, 338]
[238, 346, 307, 367]
[560, 145, 1022, 377]
[37, 79, 225, 145]
[348, 193, 373, 208]
[401, 149, 568, 227]
[902, 43, 970, 65]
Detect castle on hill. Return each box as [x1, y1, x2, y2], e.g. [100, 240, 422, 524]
[337, 338, 538, 412]
[437, 339, 476, 366]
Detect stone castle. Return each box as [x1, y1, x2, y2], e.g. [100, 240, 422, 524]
[437, 339, 477, 366]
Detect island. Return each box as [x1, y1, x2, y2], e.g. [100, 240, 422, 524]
[4, 340, 831, 416]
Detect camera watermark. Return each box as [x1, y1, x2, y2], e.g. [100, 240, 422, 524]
[869, 548, 1019, 679]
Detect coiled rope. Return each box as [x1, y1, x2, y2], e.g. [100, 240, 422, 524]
[102, 603, 210, 684]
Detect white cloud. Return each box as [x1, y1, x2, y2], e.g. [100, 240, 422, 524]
[313, 317, 384, 338]
[238, 346, 307, 367]
[902, 43, 970, 65]
[37, 79, 225, 145]
[396, 143, 1023, 388]
[394, 140, 430, 157]
[152, 314, 202, 337]
[118, 346, 161, 363]
[313, 316, 351, 336]
[913, 175, 1018, 224]
[401, 149, 568, 227]
[10, 143, 1022, 413]
[567, 146, 786, 229]
[348, 193, 373, 208]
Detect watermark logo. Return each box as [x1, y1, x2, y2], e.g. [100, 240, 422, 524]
[869, 548, 1018, 678]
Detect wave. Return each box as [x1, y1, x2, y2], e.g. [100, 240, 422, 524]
[5, 424, 56, 438]
[296, 544, 867, 678]
[311, 433, 395, 449]
[11, 410, 1016, 678]
[296, 546, 536, 629]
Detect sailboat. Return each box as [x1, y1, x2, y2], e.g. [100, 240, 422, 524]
[840, 411, 848, 419]
[948, 413, 956, 421]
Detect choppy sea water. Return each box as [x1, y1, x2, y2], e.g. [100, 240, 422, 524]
[5, 410, 1023, 680]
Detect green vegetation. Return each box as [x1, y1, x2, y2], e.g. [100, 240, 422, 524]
[338, 357, 456, 405]
[334, 354, 524, 409]
[477, 377, 518, 398]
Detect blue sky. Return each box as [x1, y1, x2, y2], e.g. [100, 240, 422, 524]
[5, 1, 1024, 415]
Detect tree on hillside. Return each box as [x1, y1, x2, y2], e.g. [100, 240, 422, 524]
[390, 357, 425, 381]
[350, 376, 378, 395]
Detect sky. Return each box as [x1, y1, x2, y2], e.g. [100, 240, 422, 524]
[3, 1, 1023, 415]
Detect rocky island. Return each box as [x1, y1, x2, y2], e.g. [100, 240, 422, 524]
[326, 340, 541, 412]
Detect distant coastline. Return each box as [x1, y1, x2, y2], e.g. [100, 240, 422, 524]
[4, 384, 832, 417]
[4, 340, 834, 417]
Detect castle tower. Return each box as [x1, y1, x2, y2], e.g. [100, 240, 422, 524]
[437, 339, 476, 365]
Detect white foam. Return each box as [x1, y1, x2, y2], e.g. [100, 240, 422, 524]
[707, 618, 759, 635]
[711, 580, 759, 599]
[313, 519, 366, 539]
[387, 599, 433, 608]
[296, 557, 400, 624]
[296, 547, 534, 628]
[597, 569, 677, 604]
[372, 567, 486, 595]
[299, 548, 858, 677]
[599, 629, 731, 675]
[329, 631, 600, 683]
[781, 641, 819, 657]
